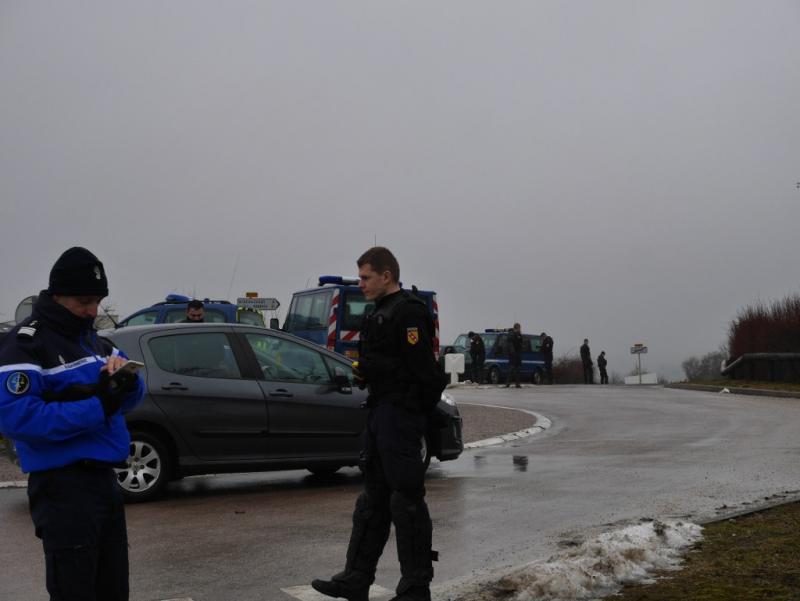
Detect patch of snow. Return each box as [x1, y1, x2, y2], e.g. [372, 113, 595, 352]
[490, 519, 702, 601]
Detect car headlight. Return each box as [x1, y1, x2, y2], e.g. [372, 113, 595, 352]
[440, 391, 456, 406]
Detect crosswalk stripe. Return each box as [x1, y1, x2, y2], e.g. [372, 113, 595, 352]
[281, 584, 393, 600]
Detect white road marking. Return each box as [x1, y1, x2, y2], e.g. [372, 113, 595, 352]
[0, 480, 27, 489]
[281, 584, 393, 600]
[160, 598, 193, 601]
[460, 405, 552, 449]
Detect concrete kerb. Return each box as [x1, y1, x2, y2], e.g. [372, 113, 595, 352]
[460, 403, 552, 449]
[666, 382, 800, 400]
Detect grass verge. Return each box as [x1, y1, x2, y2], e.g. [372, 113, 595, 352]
[613, 501, 800, 601]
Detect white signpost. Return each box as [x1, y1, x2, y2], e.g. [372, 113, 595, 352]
[630, 343, 648, 385]
[237, 297, 280, 311]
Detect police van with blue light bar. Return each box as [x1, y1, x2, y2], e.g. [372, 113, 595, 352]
[117, 293, 277, 327]
[283, 276, 441, 360]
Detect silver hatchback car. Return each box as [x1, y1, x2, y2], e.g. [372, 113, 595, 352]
[103, 323, 463, 502]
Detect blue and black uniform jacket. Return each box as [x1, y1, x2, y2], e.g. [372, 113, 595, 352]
[0, 293, 144, 473]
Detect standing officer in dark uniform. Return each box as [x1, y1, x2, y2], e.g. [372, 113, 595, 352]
[580, 338, 594, 384]
[468, 331, 485, 384]
[0, 247, 145, 601]
[504, 323, 523, 388]
[312, 247, 444, 601]
[598, 351, 609, 384]
[540, 332, 554, 384]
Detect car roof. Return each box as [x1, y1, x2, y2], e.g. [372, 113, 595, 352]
[101, 323, 350, 362]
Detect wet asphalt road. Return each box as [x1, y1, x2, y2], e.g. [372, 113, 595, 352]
[2, 385, 800, 601]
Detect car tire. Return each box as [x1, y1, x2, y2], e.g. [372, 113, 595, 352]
[489, 366, 501, 385]
[116, 430, 170, 503]
[532, 370, 543, 385]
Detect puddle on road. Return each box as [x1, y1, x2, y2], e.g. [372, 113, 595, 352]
[445, 519, 702, 601]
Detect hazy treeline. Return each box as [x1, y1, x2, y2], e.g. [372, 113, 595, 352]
[728, 294, 800, 358]
[682, 349, 727, 381]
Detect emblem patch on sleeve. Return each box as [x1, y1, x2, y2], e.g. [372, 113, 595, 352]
[6, 372, 30, 395]
[406, 327, 419, 345]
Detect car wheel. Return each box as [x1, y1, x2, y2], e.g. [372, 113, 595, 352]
[115, 430, 170, 503]
[489, 366, 501, 385]
[532, 370, 543, 385]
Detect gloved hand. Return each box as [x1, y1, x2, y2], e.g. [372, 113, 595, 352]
[351, 361, 366, 389]
[96, 370, 128, 417]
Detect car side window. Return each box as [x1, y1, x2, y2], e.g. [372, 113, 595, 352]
[323, 355, 353, 383]
[245, 334, 330, 384]
[149, 332, 241, 379]
[164, 309, 227, 323]
[125, 310, 159, 327]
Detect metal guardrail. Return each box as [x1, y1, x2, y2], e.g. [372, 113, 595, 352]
[722, 353, 800, 383]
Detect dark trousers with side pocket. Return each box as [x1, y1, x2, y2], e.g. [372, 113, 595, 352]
[28, 464, 129, 601]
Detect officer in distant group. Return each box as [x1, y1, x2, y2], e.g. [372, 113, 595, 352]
[468, 331, 485, 384]
[598, 351, 609, 384]
[0, 247, 145, 601]
[504, 323, 523, 388]
[540, 331, 554, 384]
[182, 299, 205, 322]
[580, 338, 594, 384]
[312, 247, 445, 601]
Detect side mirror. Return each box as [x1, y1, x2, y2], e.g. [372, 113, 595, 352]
[269, 317, 280, 330]
[334, 374, 352, 394]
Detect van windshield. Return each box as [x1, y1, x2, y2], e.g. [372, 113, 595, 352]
[285, 291, 332, 331]
[342, 291, 374, 331]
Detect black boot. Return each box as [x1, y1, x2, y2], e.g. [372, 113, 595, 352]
[312, 492, 391, 601]
[312, 571, 370, 601]
[390, 492, 434, 601]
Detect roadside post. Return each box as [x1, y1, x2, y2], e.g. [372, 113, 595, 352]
[444, 352, 465, 386]
[630, 343, 648, 384]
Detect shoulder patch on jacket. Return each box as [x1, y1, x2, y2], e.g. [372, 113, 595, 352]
[17, 320, 38, 339]
[5, 371, 31, 395]
[407, 327, 420, 345]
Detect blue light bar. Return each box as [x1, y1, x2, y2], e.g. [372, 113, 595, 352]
[318, 276, 359, 286]
[166, 294, 191, 302]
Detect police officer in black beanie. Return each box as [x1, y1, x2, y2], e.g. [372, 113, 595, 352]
[0, 247, 145, 601]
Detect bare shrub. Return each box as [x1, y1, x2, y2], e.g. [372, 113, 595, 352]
[553, 355, 584, 384]
[728, 294, 800, 358]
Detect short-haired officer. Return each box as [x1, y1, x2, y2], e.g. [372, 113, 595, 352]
[0, 247, 145, 601]
[182, 299, 205, 322]
[313, 247, 444, 601]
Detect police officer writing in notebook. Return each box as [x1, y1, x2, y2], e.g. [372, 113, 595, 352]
[313, 246, 445, 601]
[0, 247, 145, 601]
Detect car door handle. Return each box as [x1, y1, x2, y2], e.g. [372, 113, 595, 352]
[268, 389, 293, 398]
[162, 383, 188, 391]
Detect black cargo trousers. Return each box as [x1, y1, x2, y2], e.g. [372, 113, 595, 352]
[28, 463, 129, 601]
[342, 400, 434, 595]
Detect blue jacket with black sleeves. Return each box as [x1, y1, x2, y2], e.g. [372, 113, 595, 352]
[0, 292, 144, 473]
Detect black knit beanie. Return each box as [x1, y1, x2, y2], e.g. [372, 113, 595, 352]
[47, 247, 109, 297]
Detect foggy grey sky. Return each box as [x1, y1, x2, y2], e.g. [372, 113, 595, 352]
[2, 1, 798, 379]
